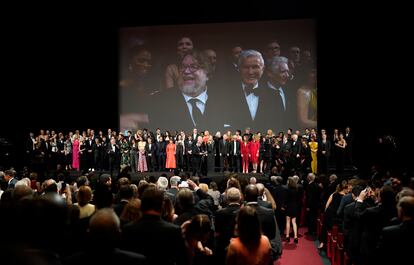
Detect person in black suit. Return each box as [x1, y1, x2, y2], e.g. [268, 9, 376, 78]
[343, 185, 365, 265]
[218, 134, 230, 172]
[214, 187, 242, 264]
[266, 56, 297, 132]
[344, 126, 354, 168]
[318, 134, 331, 175]
[145, 137, 157, 172]
[244, 184, 282, 261]
[107, 138, 120, 178]
[377, 196, 414, 265]
[65, 208, 146, 265]
[305, 173, 321, 237]
[224, 50, 277, 132]
[290, 134, 302, 173]
[155, 136, 166, 171]
[3, 169, 18, 189]
[122, 186, 189, 265]
[229, 135, 241, 173]
[149, 50, 225, 132]
[191, 136, 205, 176]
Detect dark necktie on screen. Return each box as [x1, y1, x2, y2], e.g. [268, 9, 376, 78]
[189, 98, 203, 126]
[277, 88, 286, 111]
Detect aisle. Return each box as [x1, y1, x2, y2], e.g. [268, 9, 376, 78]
[275, 227, 330, 265]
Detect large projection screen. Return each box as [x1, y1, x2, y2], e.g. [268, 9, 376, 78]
[120, 19, 316, 134]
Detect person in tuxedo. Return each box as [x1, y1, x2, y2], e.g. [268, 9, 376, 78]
[229, 135, 241, 173]
[224, 50, 275, 131]
[318, 133, 331, 175]
[184, 135, 194, 172]
[266, 56, 297, 132]
[191, 136, 205, 176]
[155, 136, 166, 171]
[290, 134, 302, 173]
[344, 126, 354, 167]
[149, 50, 225, 132]
[107, 138, 120, 177]
[145, 137, 156, 172]
[219, 134, 230, 172]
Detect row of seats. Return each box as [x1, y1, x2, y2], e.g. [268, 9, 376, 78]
[317, 214, 352, 265]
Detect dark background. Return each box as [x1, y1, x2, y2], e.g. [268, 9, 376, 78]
[0, 2, 410, 176]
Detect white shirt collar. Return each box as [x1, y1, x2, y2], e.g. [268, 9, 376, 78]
[267, 81, 282, 91]
[182, 89, 208, 105]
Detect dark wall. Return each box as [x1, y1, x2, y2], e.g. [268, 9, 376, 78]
[1, 3, 409, 173]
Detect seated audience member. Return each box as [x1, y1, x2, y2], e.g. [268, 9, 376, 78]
[65, 208, 146, 265]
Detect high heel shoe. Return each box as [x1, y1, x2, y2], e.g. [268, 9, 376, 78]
[317, 243, 324, 252]
[294, 238, 298, 244]
[285, 236, 290, 243]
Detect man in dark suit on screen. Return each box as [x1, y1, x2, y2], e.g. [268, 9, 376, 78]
[149, 50, 224, 132]
[223, 49, 281, 132]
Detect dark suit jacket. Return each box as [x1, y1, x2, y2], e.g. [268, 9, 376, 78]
[122, 214, 189, 265]
[215, 203, 241, 261]
[7, 178, 18, 189]
[224, 82, 280, 132]
[148, 87, 225, 132]
[343, 201, 363, 256]
[306, 182, 321, 210]
[377, 220, 414, 265]
[265, 82, 297, 132]
[229, 140, 240, 156]
[246, 202, 277, 240]
[65, 248, 146, 265]
[354, 202, 397, 261]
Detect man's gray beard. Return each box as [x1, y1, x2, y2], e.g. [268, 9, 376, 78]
[180, 85, 205, 97]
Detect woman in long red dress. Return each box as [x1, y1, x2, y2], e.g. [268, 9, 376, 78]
[165, 139, 176, 171]
[240, 135, 251, 173]
[249, 134, 260, 173]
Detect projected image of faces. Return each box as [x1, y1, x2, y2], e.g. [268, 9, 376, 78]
[119, 19, 316, 133]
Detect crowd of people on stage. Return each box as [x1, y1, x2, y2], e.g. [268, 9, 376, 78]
[22, 126, 354, 182]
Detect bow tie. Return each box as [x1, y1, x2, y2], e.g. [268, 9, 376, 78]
[245, 86, 259, 96]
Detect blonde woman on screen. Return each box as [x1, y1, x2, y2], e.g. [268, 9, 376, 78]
[297, 68, 317, 128]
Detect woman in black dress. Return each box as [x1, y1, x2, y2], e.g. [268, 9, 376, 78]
[285, 176, 300, 243]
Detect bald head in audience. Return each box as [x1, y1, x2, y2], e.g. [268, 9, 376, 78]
[398, 196, 414, 221]
[89, 208, 121, 244]
[245, 184, 259, 202]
